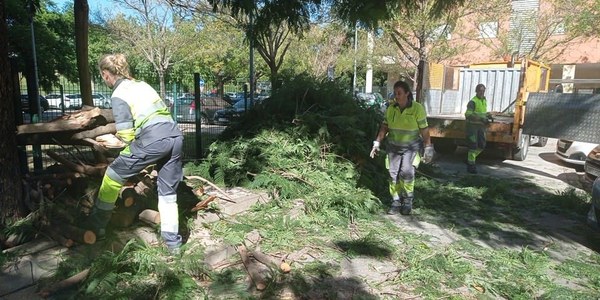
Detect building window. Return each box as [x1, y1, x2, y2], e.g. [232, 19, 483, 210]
[479, 21, 498, 38]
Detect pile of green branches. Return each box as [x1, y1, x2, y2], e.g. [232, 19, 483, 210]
[188, 74, 390, 217]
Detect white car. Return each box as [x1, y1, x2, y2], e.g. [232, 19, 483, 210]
[92, 93, 111, 108]
[65, 94, 83, 109]
[45, 93, 70, 109]
[555, 139, 598, 166]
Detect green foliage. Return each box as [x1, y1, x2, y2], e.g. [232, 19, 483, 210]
[483, 247, 552, 299]
[81, 239, 206, 299]
[196, 75, 387, 217]
[555, 253, 600, 296]
[6, 0, 78, 91]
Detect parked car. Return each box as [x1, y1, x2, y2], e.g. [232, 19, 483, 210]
[555, 139, 597, 166]
[224, 92, 245, 104]
[45, 93, 70, 109]
[355, 92, 386, 112]
[92, 93, 111, 108]
[65, 94, 83, 109]
[584, 144, 600, 181]
[21, 94, 49, 113]
[213, 99, 257, 125]
[173, 96, 231, 124]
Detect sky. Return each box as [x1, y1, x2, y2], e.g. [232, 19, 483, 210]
[51, 0, 111, 15]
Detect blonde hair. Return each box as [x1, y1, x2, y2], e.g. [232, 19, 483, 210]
[98, 53, 132, 79]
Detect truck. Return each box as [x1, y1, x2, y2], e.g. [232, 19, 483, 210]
[422, 58, 551, 161]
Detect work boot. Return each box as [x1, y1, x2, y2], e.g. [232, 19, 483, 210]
[467, 164, 477, 174]
[387, 200, 402, 215]
[162, 231, 182, 256]
[401, 198, 413, 215]
[84, 205, 113, 239]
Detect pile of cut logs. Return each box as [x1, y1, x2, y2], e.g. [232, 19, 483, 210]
[11, 107, 165, 248]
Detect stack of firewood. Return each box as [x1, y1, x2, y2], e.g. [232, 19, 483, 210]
[12, 107, 159, 247]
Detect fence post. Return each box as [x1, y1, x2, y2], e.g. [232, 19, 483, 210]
[194, 73, 202, 158]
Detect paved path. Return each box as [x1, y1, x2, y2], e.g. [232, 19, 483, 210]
[433, 138, 590, 192]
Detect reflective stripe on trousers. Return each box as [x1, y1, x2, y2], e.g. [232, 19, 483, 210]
[387, 148, 417, 199]
[97, 135, 183, 206]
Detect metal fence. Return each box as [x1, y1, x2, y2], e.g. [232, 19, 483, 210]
[18, 70, 262, 174]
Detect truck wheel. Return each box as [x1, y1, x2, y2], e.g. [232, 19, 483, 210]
[531, 136, 548, 147]
[433, 139, 458, 154]
[513, 133, 530, 161]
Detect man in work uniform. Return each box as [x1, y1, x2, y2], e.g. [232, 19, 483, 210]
[370, 81, 434, 215]
[465, 83, 492, 174]
[87, 53, 184, 253]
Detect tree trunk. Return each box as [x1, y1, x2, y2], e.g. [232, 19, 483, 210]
[158, 70, 166, 105]
[0, 0, 25, 225]
[75, 0, 92, 107]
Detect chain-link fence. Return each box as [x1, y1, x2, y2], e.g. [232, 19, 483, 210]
[18, 70, 265, 174]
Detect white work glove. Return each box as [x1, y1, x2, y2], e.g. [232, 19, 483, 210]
[370, 141, 380, 158]
[422, 145, 435, 163]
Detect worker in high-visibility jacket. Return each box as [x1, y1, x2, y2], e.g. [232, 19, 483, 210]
[464, 84, 492, 174]
[370, 80, 434, 215]
[88, 53, 184, 254]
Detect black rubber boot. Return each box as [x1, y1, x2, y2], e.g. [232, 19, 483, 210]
[467, 164, 477, 174]
[85, 205, 113, 239]
[387, 199, 402, 215]
[401, 197, 413, 215]
[162, 231, 182, 255]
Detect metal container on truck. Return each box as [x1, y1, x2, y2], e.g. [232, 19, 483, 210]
[422, 58, 551, 160]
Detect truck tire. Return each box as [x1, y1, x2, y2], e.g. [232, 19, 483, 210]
[530, 136, 548, 147]
[433, 139, 458, 154]
[513, 132, 530, 161]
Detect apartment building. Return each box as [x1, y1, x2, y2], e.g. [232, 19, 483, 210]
[384, 0, 599, 94]
[446, 0, 600, 93]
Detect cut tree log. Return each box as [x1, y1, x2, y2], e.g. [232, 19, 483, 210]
[46, 150, 107, 177]
[139, 209, 160, 226]
[38, 268, 90, 298]
[251, 249, 279, 270]
[238, 245, 267, 291]
[41, 225, 74, 248]
[54, 222, 96, 245]
[110, 201, 144, 228]
[118, 187, 138, 208]
[70, 124, 117, 141]
[17, 110, 116, 145]
[18, 107, 113, 133]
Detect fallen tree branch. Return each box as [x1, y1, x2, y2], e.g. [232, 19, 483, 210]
[38, 268, 90, 298]
[237, 245, 267, 291]
[46, 150, 107, 177]
[191, 195, 217, 212]
[185, 176, 235, 203]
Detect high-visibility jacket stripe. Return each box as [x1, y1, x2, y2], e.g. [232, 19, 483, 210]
[384, 101, 428, 147]
[111, 79, 174, 142]
[465, 96, 487, 126]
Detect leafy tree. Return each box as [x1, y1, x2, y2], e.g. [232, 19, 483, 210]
[381, 0, 466, 98]
[172, 0, 468, 98]
[7, 0, 77, 99]
[285, 22, 351, 78]
[254, 22, 296, 90]
[107, 0, 197, 100]
[185, 15, 248, 96]
[200, 0, 467, 30]
[459, 0, 600, 62]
